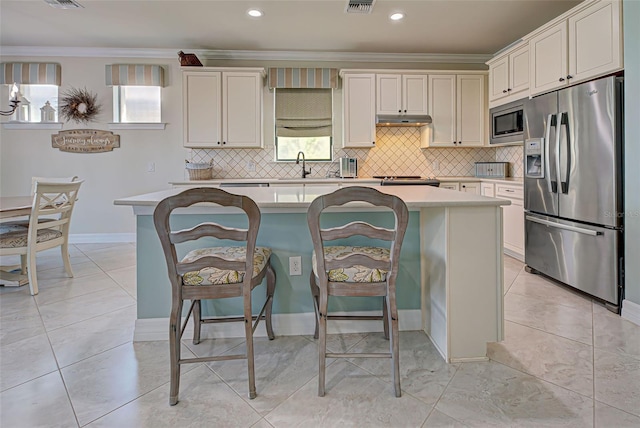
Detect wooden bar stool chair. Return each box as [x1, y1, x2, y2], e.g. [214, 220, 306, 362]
[153, 187, 276, 405]
[307, 186, 409, 397]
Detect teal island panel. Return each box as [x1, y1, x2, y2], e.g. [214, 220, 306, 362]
[136, 211, 421, 319]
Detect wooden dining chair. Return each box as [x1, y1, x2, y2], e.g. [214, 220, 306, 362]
[307, 186, 409, 397]
[4, 176, 80, 228]
[0, 180, 83, 295]
[153, 187, 276, 405]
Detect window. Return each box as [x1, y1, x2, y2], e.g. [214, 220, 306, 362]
[275, 88, 333, 162]
[11, 84, 58, 123]
[112, 85, 161, 123]
[105, 64, 165, 125]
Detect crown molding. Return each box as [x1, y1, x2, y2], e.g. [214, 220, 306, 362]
[0, 46, 491, 64]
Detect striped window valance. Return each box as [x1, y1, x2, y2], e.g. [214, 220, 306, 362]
[105, 64, 165, 87]
[0, 63, 61, 86]
[268, 68, 338, 89]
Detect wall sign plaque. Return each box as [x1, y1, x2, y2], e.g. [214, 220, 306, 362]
[51, 129, 120, 153]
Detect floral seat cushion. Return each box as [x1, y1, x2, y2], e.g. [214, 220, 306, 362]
[181, 246, 271, 285]
[312, 245, 390, 283]
[0, 224, 63, 248]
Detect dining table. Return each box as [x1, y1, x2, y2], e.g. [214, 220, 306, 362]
[0, 195, 33, 286]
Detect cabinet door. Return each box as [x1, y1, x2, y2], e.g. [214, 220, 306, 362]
[456, 75, 485, 147]
[183, 71, 222, 148]
[460, 182, 481, 194]
[222, 72, 263, 148]
[488, 55, 509, 102]
[376, 74, 402, 115]
[530, 21, 568, 96]
[403, 74, 429, 115]
[428, 75, 456, 146]
[343, 73, 376, 148]
[501, 197, 524, 257]
[509, 45, 530, 96]
[481, 182, 495, 197]
[568, 0, 622, 83]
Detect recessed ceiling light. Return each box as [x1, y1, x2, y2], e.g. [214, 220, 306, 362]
[389, 12, 404, 21]
[247, 9, 263, 18]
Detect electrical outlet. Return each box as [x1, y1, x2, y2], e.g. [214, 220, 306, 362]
[246, 161, 256, 172]
[432, 160, 440, 172]
[147, 162, 156, 172]
[289, 256, 302, 276]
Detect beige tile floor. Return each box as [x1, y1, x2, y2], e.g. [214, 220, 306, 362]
[1, 244, 639, 427]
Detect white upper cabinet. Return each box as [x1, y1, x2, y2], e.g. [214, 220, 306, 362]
[529, 21, 569, 95]
[568, 0, 622, 83]
[183, 68, 264, 148]
[425, 74, 486, 148]
[529, 0, 622, 96]
[376, 74, 428, 115]
[488, 44, 530, 107]
[342, 72, 376, 148]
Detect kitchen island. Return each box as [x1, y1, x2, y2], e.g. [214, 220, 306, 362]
[115, 185, 508, 363]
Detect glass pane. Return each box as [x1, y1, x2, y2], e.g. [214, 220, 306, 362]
[117, 86, 161, 123]
[15, 85, 58, 123]
[276, 136, 332, 161]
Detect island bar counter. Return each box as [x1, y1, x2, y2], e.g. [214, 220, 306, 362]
[114, 185, 509, 363]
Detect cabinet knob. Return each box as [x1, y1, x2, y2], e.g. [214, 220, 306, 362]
[559, 77, 565, 82]
[372, 141, 375, 145]
[566, 75, 573, 80]
[217, 142, 221, 145]
[507, 88, 512, 92]
[398, 110, 402, 113]
[404, 109, 407, 113]
[502, 90, 507, 93]
[222, 141, 226, 145]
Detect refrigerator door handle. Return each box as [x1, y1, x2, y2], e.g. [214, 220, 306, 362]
[560, 112, 571, 194]
[526, 215, 603, 236]
[554, 113, 563, 196]
[545, 114, 558, 193]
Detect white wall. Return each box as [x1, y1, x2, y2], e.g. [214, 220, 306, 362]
[623, 0, 640, 307]
[0, 56, 188, 237]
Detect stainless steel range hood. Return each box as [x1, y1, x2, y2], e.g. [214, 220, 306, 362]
[376, 114, 432, 127]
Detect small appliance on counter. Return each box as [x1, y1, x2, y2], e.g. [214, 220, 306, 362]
[475, 162, 510, 178]
[339, 157, 358, 178]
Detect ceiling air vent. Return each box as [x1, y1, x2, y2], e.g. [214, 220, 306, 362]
[345, 0, 375, 14]
[44, 0, 83, 9]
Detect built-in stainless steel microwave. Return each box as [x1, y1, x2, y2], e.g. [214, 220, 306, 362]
[490, 99, 525, 145]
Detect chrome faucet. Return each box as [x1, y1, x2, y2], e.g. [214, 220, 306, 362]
[296, 151, 311, 178]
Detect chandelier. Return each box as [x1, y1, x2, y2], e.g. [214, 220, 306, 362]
[0, 84, 20, 116]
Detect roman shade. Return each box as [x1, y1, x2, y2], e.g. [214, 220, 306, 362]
[269, 68, 338, 89]
[0, 63, 61, 86]
[275, 88, 332, 138]
[105, 64, 165, 87]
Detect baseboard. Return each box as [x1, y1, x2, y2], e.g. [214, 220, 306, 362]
[621, 299, 640, 327]
[69, 233, 136, 244]
[503, 248, 524, 262]
[133, 309, 422, 342]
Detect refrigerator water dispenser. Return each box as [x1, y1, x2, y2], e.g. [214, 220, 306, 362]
[525, 138, 544, 178]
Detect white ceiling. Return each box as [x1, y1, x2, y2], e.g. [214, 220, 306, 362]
[0, 0, 581, 58]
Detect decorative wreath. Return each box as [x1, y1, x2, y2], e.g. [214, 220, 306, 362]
[60, 87, 101, 124]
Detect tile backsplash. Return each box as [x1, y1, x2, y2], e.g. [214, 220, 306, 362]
[191, 127, 523, 179]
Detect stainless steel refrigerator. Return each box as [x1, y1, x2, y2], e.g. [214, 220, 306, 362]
[523, 75, 624, 312]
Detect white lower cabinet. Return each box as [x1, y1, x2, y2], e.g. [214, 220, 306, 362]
[481, 182, 495, 197]
[460, 182, 480, 194]
[495, 184, 524, 260]
[440, 182, 460, 191]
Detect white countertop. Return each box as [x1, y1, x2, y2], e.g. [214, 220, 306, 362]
[170, 176, 523, 186]
[115, 184, 509, 216]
